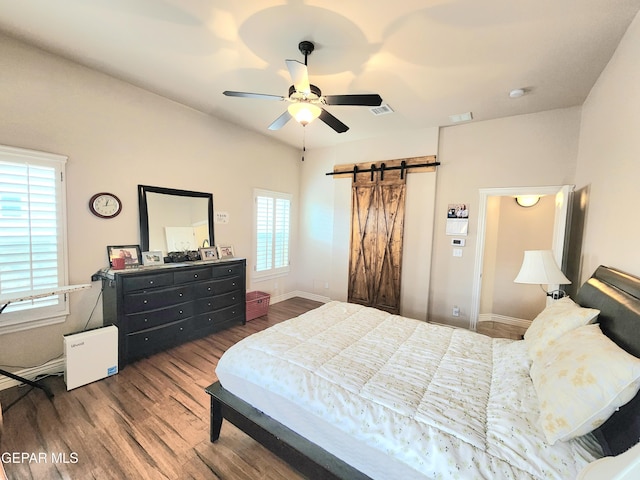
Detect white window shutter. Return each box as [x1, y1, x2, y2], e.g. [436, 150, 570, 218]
[0, 145, 68, 331]
[254, 189, 291, 277]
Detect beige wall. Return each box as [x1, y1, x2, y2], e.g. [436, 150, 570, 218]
[431, 108, 581, 327]
[574, 12, 640, 281]
[0, 33, 300, 368]
[298, 128, 439, 321]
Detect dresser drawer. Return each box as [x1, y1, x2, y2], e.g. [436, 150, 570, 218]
[194, 290, 242, 314]
[211, 263, 243, 279]
[174, 267, 212, 284]
[122, 272, 174, 293]
[125, 302, 193, 333]
[126, 318, 192, 358]
[124, 285, 193, 313]
[193, 304, 244, 331]
[193, 276, 241, 298]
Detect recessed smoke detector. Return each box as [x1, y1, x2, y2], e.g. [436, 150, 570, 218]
[449, 112, 473, 123]
[370, 104, 394, 116]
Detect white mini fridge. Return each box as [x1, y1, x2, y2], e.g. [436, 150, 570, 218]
[64, 325, 118, 390]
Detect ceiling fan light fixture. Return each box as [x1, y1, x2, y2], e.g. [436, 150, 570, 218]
[288, 102, 321, 126]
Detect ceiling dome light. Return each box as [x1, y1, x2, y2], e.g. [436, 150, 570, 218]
[288, 102, 321, 126]
[515, 195, 541, 207]
[509, 88, 525, 98]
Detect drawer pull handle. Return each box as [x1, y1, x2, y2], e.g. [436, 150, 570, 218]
[228, 269, 232, 273]
[144, 318, 148, 323]
[232, 282, 236, 286]
[207, 287, 211, 291]
[144, 337, 149, 341]
[179, 310, 183, 314]
[179, 293, 183, 297]
[143, 300, 148, 304]
[207, 303, 211, 307]
[232, 296, 236, 300]
[179, 327, 183, 331]
[194, 274, 198, 278]
[149, 281, 154, 285]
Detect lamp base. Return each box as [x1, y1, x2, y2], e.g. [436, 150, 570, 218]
[547, 289, 567, 300]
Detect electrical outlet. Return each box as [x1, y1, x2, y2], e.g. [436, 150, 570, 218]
[452, 306, 460, 317]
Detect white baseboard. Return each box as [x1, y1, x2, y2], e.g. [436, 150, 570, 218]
[0, 358, 65, 392]
[270, 290, 331, 305]
[478, 313, 531, 329]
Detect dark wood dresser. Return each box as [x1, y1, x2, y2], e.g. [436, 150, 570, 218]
[101, 259, 246, 367]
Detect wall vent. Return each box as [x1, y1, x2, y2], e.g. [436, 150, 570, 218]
[370, 104, 394, 116]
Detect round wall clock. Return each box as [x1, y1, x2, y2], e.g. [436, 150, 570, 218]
[89, 192, 122, 218]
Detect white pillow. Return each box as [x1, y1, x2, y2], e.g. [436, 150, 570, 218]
[524, 296, 599, 360]
[530, 324, 640, 444]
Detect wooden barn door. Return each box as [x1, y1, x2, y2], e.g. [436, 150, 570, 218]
[348, 170, 406, 314]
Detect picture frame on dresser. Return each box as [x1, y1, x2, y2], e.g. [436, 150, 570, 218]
[142, 250, 164, 266]
[217, 245, 234, 259]
[199, 246, 219, 261]
[107, 244, 142, 268]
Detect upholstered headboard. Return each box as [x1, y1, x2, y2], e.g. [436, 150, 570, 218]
[575, 266, 640, 456]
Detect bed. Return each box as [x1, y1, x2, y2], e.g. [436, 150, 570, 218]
[205, 266, 640, 479]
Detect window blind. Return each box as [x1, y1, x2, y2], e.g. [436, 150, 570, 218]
[0, 146, 67, 330]
[254, 190, 291, 275]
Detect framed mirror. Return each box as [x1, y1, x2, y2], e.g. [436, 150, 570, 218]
[138, 185, 214, 255]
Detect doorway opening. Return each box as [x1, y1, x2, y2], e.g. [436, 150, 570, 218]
[470, 185, 574, 330]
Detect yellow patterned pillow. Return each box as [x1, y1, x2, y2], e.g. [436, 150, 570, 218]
[530, 324, 640, 444]
[524, 297, 599, 360]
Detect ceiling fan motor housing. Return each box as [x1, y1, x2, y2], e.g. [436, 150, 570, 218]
[289, 84, 322, 100]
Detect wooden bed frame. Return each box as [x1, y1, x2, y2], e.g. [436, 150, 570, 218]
[205, 265, 640, 479]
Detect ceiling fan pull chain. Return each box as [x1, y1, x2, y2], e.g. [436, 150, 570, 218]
[301, 127, 306, 161]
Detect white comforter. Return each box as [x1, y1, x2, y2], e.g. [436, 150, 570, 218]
[216, 301, 602, 479]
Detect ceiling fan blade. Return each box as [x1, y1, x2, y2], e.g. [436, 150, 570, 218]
[223, 90, 285, 101]
[268, 110, 292, 130]
[323, 94, 383, 106]
[319, 108, 349, 133]
[285, 60, 311, 95]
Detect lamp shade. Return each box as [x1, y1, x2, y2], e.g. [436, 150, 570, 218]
[288, 102, 321, 126]
[514, 250, 571, 285]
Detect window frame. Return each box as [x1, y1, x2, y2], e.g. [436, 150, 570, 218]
[252, 188, 292, 280]
[0, 145, 69, 335]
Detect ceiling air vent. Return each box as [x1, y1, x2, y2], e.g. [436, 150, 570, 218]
[370, 104, 394, 116]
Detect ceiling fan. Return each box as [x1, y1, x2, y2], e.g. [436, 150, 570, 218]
[223, 41, 383, 133]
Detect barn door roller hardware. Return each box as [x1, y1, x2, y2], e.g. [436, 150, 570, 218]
[326, 156, 439, 180]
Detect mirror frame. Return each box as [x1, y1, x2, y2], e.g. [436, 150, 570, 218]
[138, 184, 214, 253]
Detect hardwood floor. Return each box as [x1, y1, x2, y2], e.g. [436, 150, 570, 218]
[0, 297, 322, 480]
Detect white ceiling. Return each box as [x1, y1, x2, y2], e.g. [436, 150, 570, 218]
[1, 0, 639, 150]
